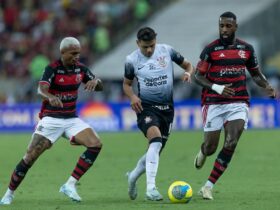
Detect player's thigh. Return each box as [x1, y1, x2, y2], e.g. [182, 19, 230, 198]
[24, 133, 52, 164]
[65, 118, 101, 147]
[137, 109, 160, 138]
[203, 105, 224, 132]
[34, 116, 65, 143]
[224, 119, 245, 149]
[226, 103, 249, 129]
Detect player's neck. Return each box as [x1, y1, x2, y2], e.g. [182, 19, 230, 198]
[61, 58, 75, 71]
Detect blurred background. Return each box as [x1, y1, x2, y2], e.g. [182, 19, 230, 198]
[0, 0, 279, 131]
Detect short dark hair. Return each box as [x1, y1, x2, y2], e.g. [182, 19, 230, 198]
[137, 27, 157, 41]
[220, 11, 237, 21]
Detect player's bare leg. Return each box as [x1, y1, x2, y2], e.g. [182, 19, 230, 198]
[195, 131, 220, 169]
[199, 120, 244, 200]
[0, 134, 52, 205]
[60, 128, 102, 202]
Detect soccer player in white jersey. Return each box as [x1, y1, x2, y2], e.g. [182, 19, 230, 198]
[123, 27, 194, 201]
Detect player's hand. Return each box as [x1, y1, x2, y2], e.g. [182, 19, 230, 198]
[182, 72, 192, 83]
[130, 95, 143, 113]
[264, 85, 276, 98]
[48, 95, 63, 108]
[84, 79, 103, 91]
[221, 84, 235, 97]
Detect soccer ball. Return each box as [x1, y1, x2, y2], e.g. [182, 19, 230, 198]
[167, 181, 193, 203]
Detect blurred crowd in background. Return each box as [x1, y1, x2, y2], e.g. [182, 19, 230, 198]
[0, 0, 173, 104]
[0, 0, 279, 104]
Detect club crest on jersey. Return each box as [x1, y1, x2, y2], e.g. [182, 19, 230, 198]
[157, 56, 167, 68]
[144, 116, 152, 124]
[238, 50, 246, 59]
[76, 74, 82, 83]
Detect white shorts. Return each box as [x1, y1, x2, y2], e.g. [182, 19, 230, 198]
[202, 103, 249, 132]
[34, 116, 93, 144]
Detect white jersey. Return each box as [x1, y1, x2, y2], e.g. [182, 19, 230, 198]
[124, 44, 184, 105]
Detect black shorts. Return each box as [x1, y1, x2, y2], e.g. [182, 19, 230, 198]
[137, 104, 174, 139]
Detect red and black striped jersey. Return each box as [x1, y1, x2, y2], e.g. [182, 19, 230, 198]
[38, 59, 95, 119]
[196, 38, 258, 105]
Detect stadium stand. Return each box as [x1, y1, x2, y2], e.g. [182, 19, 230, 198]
[0, 0, 173, 103]
[0, 0, 279, 103]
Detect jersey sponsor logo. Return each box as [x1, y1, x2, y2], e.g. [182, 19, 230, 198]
[55, 93, 77, 101]
[157, 56, 167, 68]
[59, 78, 64, 83]
[74, 68, 81, 73]
[144, 75, 168, 87]
[219, 53, 225, 58]
[236, 44, 245, 49]
[238, 50, 246, 58]
[57, 70, 65, 74]
[220, 67, 245, 77]
[214, 46, 224, 51]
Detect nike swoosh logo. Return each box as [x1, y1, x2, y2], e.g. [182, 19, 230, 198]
[138, 66, 145, 70]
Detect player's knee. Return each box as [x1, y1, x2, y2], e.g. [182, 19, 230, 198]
[224, 140, 238, 151]
[86, 138, 102, 148]
[203, 143, 217, 156]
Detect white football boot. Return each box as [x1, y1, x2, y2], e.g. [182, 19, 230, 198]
[59, 183, 81, 202]
[146, 187, 163, 201]
[198, 186, 213, 200]
[194, 149, 207, 169]
[126, 171, 137, 200]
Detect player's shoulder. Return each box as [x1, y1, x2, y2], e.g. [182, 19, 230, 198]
[236, 38, 254, 50]
[76, 61, 89, 71]
[126, 49, 139, 63]
[48, 59, 61, 69]
[76, 61, 87, 68]
[205, 39, 220, 49]
[157, 43, 172, 50]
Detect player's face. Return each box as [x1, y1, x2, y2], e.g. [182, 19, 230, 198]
[219, 17, 237, 44]
[137, 39, 156, 57]
[61, 45, 81, 66]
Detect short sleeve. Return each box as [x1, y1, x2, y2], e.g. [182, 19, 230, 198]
[124, 59, 135, 80]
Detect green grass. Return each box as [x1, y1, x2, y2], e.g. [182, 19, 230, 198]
[0, 130, 280, 210]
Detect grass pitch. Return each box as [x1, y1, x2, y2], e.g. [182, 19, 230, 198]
[0, 130, 279, 210]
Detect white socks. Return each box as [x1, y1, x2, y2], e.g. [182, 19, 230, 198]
[4, 189, 14, 197]
[66, 176, 78, 186]
[129, 154, 146, 183]
[205, 180, 214, 189]
[146, 142, 162, 191]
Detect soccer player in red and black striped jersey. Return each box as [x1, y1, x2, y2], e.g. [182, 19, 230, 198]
[193, 12, 276, 200]
[0, 37, 103, 205]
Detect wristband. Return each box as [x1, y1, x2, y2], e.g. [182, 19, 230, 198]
[211, 84, 225, 95]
